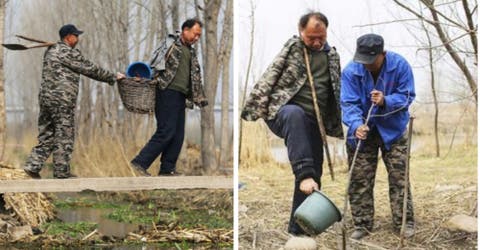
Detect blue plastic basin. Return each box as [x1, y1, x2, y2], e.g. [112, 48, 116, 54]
[126, 62, 152, 79]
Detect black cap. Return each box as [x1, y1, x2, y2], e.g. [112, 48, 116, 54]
[59, 24, 83, 39]
[353, 34, 384, 64]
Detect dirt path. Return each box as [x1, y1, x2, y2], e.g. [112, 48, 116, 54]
[239, 147, 477, 249]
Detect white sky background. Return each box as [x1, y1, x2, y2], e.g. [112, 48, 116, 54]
[236, 0, 477, 103]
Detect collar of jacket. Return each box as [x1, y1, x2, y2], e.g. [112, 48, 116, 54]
[58, 41, 72, 49]
[351, 51, 397, 76]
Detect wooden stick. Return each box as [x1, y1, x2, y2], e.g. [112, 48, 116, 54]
[15, 34, 50, 44]
[341, 104, 376, 250]
[81, 229, 98, 241]
[303, 47, 335, 181]
[400, 116, 415, 247]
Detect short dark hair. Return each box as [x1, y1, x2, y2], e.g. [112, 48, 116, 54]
[181, 18, 203, 30]
[298, 12, 328, 31]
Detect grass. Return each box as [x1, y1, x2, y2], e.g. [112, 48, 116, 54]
[40, 221, 97, 238]
[4, 129, 209, 178]
[52, 190, 233, 230]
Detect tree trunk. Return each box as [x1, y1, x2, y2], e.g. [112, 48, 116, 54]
[422, 19, 440, 157]
[171, 0, 180, 31]
[200, 0, 222, 173]
[219, 0, 233, 169]
[239, 0, 256, 162]
[0, 0, 5, 161]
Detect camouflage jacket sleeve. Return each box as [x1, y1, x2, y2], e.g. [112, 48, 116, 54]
[241, 38, 297, 121]
[58, 46, 116, 85]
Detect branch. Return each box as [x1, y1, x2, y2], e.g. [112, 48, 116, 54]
[421, 0, 468, 30]
[461, 0, 478, 57]
[352, 18, 420, 28]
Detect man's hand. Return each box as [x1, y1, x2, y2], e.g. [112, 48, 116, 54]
[299, 178, 319, 195]
[116, 72, 126, 80]
[370, 90, 384, 106]
[355, 124, 369, 140]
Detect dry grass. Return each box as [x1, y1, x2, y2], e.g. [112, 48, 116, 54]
[239, 103, 477, 249]
[0, 164, 55, 227]
[4, 131, 209, 178]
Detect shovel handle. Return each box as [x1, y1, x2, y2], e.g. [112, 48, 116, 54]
[29, 42, 56, 48]
[15, 35, 50, 44]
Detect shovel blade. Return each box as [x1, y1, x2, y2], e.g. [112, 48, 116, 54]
[2, 44, 28, 50]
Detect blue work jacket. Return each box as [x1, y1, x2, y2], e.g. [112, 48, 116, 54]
[341, 51, 415, 150]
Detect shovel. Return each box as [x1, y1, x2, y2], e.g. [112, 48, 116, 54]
[2, 42, 55, 50]
[2, 34, 54, 50]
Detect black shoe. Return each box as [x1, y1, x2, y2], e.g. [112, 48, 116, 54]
[55, 173, 77, 179]
[130, 162, 151, 177]
[158, 171, 182, 176]
[24, 169, 41, 179]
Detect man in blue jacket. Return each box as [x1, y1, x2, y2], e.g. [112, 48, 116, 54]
[341, 34, 415, 240]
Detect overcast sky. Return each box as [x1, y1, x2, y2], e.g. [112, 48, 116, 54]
[236, 0, 476, 101]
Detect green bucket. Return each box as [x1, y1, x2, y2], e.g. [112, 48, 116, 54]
[294, 190, 342, 235]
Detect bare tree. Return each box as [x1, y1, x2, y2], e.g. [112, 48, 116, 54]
[421, 16, 441, 157]
[239, 0, 256, 161]
[0, 0, 6, 161]
[199, 0, 221, 173]
[393, 0, 478, 103]
[219, 0, 233, 169]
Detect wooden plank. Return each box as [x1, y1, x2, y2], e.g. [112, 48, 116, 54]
[0, 176, 232, 193]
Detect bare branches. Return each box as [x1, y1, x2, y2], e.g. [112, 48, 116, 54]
[461, 0, 478, 56]
[393, 0, 478, 103]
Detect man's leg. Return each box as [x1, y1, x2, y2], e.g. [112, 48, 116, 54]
[24, 104, 55, 173]
[289, 115, 323, 235]
[132, 89, 180, 170]
[347, 130, 380, 233]
[51, 105, 76, 178]
[159, 92, 186, 174]
[265, 105, 319, 235]
[381, 133, 415, 230]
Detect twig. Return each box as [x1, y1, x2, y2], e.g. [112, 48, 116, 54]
[350, 238, 390, 250]
[81, 229, 98, 241]
[400, 116, 415, 247]
[341, 103, 376, 250]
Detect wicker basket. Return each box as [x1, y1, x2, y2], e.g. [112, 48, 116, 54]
[117, 78, 156, 114]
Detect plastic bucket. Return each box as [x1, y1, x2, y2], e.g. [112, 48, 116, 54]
[294, 190, 342, 235]
[126, 62, 152, 79]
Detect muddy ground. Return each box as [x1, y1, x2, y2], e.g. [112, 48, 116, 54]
[0, 189, 233, 249]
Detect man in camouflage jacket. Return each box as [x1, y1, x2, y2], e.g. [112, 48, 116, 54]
[241, 12, 343, 237]
[23, 24, 124, 179]
[149, 32, 208, 108]
[130, 18, 207, 177]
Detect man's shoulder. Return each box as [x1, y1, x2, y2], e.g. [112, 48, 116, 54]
[282, 36, 302, 49]
[386, 51, 412, 71]
[342, 60, 364, 77]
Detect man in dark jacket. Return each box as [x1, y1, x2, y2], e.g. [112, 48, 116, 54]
[130, 18, 208, 177]
[242, 12, 343, 239]
[24, 24, 125, 179]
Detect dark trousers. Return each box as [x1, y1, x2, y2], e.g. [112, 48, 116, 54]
[132, 89, 186, 173]
[265, 104, 323, 235]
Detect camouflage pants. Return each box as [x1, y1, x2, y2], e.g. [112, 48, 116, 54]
[347, 128, 414, 231]
[24, 102, 75, 178]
